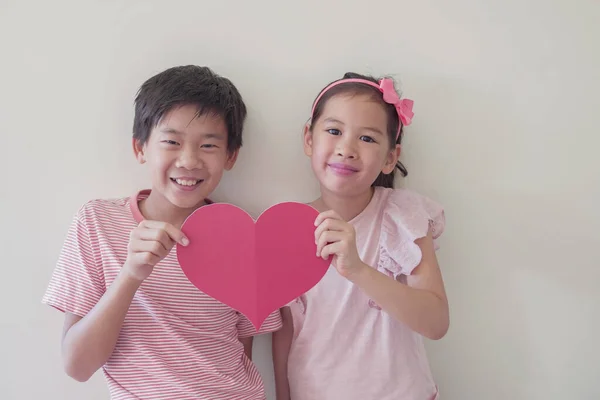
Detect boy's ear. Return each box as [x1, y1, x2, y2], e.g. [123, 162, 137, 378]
[303, 123, 313, 157]
[132, 138, 146, 164]
[382, 144, 401, 174]
[225, 149, 239, 170]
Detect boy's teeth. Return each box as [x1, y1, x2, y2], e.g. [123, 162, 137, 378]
[175, 178, 199, 186]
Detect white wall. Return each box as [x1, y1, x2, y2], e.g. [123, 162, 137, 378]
[1, 1, 599, 399]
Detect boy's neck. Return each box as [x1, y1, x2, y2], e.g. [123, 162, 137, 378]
[139, 190, 206, 228]
[313, 187, 374, 222]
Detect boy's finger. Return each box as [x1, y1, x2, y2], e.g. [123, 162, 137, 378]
[141, 221, 189, 246]
[164, 225, 189, 246]
[131, 240, 167, 258]
[137, 229, 171, 252]
[135, 251, 160, 268]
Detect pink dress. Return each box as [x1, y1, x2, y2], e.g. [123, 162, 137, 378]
[287, 187, 446, 400]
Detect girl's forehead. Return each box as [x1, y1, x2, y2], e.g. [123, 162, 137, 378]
[320, 94, 388, 126]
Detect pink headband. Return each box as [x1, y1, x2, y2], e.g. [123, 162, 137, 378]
[311, 78, 414, 139]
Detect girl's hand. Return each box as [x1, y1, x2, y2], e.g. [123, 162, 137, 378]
[314, 210, 367, 279]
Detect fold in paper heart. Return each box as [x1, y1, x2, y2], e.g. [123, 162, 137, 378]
[177, 202, 330, 330]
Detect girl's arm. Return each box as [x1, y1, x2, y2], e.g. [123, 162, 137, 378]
[272, 307, 293, 400]
[349, 229, 449, 340]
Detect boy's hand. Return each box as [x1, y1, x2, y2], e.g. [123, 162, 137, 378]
[314, 210, 367, 280]
[123, 220, 189, 281]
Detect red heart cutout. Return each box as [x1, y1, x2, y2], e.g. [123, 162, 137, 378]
[176, 202, 330, 330]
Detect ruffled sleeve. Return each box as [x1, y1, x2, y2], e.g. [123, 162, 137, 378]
[378, 189, 445, 277]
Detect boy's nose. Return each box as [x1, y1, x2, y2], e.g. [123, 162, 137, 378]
[176, 150, 203, 169]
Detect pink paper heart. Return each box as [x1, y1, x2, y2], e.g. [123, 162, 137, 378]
[176, 202, 330, 330]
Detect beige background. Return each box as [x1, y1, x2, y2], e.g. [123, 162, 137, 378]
[1, 0, 599, 399]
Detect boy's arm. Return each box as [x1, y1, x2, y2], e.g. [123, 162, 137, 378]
[61, 271, 141, 382]
[236, 308, 283, 357]
[240, 337, 253, 359]
[272, 307, 293, 400]
[46, 207, 188, 382]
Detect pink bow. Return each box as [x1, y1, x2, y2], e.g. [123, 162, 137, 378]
[379, 78, 414, 126]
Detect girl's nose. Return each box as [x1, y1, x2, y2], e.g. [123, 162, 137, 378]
[336, 138, 357, 159]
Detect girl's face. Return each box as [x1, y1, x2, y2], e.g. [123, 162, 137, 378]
[304, 93, 400, 197]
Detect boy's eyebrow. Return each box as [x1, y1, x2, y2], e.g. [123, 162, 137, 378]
[160, 128, 183, 134]
[160, 128, 225, 139]
[200, 132, 226, 140]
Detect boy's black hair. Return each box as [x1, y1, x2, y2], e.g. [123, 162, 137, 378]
[133, 65, 247, 154]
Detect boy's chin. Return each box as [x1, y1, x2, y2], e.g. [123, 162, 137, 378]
[162, 187, 212, 210]
[169, 192, 209, 208]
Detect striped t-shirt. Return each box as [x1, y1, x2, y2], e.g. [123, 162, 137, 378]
[42, 190, 282, 399]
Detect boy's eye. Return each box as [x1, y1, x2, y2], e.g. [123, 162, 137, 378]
[162, 140, 179, 145]
[201, 144, 217, 149]
[360, 136, 376, 143]
[326, 129, 341, 136]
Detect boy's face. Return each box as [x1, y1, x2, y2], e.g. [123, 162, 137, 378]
[134, 104, 237, 210]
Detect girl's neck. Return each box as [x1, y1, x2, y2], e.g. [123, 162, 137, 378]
[313, 186, 375, 222]
[139, 191, 205, 228]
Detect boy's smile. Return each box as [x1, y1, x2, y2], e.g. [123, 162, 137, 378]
[134, 104, 238, 223]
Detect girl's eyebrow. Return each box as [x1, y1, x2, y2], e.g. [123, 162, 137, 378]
[323, 117, 345, 125]
[323, 118, 385, 136]
[361, 126, 385, 136]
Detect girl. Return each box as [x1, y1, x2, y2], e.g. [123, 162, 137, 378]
[273, 73, 448, 400]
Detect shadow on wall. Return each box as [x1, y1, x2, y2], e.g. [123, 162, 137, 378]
[405, 72, 599, 400]
[404, 74, 537, 400]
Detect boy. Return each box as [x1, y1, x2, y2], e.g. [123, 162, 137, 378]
[42, 65, 282, 399]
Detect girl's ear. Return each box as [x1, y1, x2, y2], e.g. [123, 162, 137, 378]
[133, 138, 146, 164]
[303, 122, 314, 157]
[382, 144, 401, 174]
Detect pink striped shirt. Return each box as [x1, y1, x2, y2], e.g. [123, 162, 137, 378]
[42, 190, 282, 399]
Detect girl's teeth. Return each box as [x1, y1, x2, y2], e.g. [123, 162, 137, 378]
[175, 179, 198, 186]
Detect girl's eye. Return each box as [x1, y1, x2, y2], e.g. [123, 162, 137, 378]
[162, 140, 179, 145]
[326, 129, 341, 136]
[360, 136, 376, 143]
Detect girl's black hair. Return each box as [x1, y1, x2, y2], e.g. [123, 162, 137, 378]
[310, 72, 408, 188]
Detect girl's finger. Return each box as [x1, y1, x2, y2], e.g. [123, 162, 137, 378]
[320, 242, 341, 260]
[316, 230, 345, 258]
[314, 210, 343, 227]
[314, 218, 347, 243]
